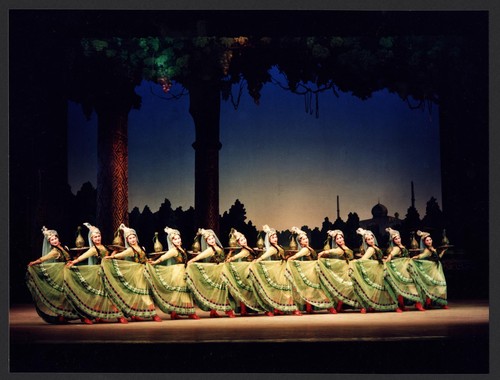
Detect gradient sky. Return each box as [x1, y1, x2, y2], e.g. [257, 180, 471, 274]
[68, 66, 441, 231]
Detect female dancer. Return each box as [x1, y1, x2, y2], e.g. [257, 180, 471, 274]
[222, 229, 264, 316]
[26, 226, 88, 324]
[146, 227, 200, 320]
[384, 227, 425, 311]
[102, 223, 162, 322]
[286, 227, 335, 314]
[410, 230, 448, 309]
[186, 228, 236, 318]
[64, 223, 128, 323]
[349, 228, 400, 313]
[249, 225, 302, 316]
[317, 229, 361, 312]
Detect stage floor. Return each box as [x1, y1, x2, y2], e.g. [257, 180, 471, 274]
[9, 299, 489, 374]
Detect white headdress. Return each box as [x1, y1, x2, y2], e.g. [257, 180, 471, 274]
[386, 227, 400, 248]
[356, 227, 378, 252]
[41, 226, 58, 255]
[291, 226, 307, 247]
[262, 225, 277, 250]
[231, 229, 246, 246]
[83, 223, 101, 244]
[416, 230, 431, 250]
[83, 223, 101, 265]
[327, 229, 344, 249]
[198, 228, 223, 251]
[119, 223, 138, 248]
[164, 226, 181, 251]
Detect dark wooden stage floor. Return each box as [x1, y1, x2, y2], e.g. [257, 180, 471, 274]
[9, 299, 489, 374]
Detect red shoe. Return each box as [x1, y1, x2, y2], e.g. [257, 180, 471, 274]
[240, 302, 248, 316]
[170, 312, 180, 320]
[395, 307, 403, 313]
[336, 300, 344, 313]
[327, 307, 337, 314]
[225, 310, 236, 318]
[442, 305, 449, 309]
[415, 302, 426, 311]
[360, 308, 367, 314]
[57, 316, 69, 324]
[292, 310, 302, 316]
[273, 309, 284, 315]
[425, 297, 432, 309]
[397, 295, 407, 311]
[306, 303, 314, 314]
[81, 318, 93, 325]
[118, 317, 128, 324]
[264, 311, 274, 317]
[210, 310, 220, 318]
[94, 318, 105, 323]
[131, 316, 145, 322]
[152, 315, 162, 322]
[188, 314, 200, 320]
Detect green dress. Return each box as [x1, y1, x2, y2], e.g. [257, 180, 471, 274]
[349, 246, 398, 311]
[248, 245, 298, 313]
[101, 246, 158, 319]
[384, 246, 424, 304]
[63, 245, 124, 320]
[185, 245, 234, 312]
[317, 247, 361, 308]
[221, 247, 263, 312]
[145, 247, 196, 315]
[408, 248, 447, 306]
[285, 247, 333, 310]
[26, 246, 80, 323]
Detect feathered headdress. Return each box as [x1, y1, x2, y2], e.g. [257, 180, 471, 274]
[119, 223, 138, 248]
[41, 226, 58, 255]
[263, 224, 277, 250]
[416, 230, 431, 250]
[164, 226, 181, 251]
[327, 229, 344, 249]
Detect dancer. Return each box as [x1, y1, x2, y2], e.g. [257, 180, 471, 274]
[317, 229, 361, 312]
[223, 229, 263, 316]
[64, 223, 128, 323]
[26, 226, 86, 324]
[249, 225, 302, 316]
[102, 224, 162, 322]
[146, 227, 199, 320]
[186, 228, 236, 318]
[350, 228, 400, 313]
[286, 227, 335, 314]
[384, 227, 425, 311]
[410, 230, 448, 309]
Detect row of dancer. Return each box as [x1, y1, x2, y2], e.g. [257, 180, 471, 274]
[26, 223, 448, 324]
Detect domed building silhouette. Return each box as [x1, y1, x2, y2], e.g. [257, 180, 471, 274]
[359, 201, 402, 239]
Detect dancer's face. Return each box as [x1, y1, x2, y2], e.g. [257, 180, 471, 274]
[238, 236, 247, 246]
[171, 234, 182, 247]
[269, 233, 278, 244]
[365, 235, 375, 246]
[424, 236, 433, 247]
[127, 234, 138, 246]
[299, 235, 309, 247]
[206, 235, 216, 246]
[48, 235, 60, 246]
[91, 233, 102, 245]
[335, 234, 344, 246]
[393, 235, 401, 245]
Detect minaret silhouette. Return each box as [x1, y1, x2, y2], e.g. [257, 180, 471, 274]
[336, 195, 340, 220]
[411, 181, 415, 208]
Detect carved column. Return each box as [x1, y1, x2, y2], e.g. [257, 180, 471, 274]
[95, 109, 130, 241]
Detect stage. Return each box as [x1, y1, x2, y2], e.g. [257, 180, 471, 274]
[9, 299, 489, 373]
